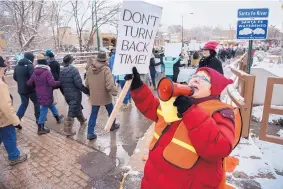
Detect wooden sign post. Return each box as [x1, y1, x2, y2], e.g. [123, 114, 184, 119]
[104, 79, 132, 132]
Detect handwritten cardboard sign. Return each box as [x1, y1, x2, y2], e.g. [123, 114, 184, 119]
[112, 1, 162, 75]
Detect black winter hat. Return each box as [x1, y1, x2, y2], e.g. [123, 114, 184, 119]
[63, 54, 74, 65]
[37, 54, 47, 65]
[0, 56, 7, 67]
[24, 52, 35, 62]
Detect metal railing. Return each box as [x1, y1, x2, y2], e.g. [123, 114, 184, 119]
[259, 77, 283, 145]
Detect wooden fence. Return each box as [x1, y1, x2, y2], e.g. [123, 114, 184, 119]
[259, 77, 283, 145]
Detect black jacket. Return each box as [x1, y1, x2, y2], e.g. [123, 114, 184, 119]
[149, 57, 161, 75]
[198, 56, 224, 75]
[13, 58, 35, 94]
[59, 65, 89, 117]
[173, 58, 184, 82]
[47, 57, 61, 81]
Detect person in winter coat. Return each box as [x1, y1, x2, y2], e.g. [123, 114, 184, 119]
[0, 58, 27, 166]
[85, 52, 120, 140]
[163, 56, 179, 80]
[191, 51, 201, 67]
[125, 66, 235, 189]
[149, 52, 162, 90]
[173, 55, 185, 82]
[45, 50, 60, 81]
[60, 55, 89, 136]
[199, 41, 224, 75]
[45, 50, 63, 104]
[27, 55, 63, 135]
[13, 52, 40, 123]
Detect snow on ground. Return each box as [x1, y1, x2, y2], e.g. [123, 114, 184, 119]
[230, 137, 283, 189]
[253, 137, 283, 174]
[252, 62, 283, 77]
[252, 105, 283, 123]
[277, 130, 283, 137]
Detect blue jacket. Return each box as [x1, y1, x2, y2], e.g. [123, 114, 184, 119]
[163, 56, 179, 76]
[109, 53, 115, 72]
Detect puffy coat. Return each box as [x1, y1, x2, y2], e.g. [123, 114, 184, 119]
[13, 58, 35, 94]
[27, 65, 60, 106]
[47, 57, 61, 81]
[130, 84, 235, 189]
[0, 81, 20, 127]
[59, 65, 89, 117]
[199, 55, 224, 75]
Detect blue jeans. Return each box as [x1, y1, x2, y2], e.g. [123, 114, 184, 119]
[38, 104, 59, 124]
[150, 73, 156, 87]
[119, 80, 131, 104]
[17, 92, 40, 122]
[87, 104, 116, 136]
[0, 125, 20, 160]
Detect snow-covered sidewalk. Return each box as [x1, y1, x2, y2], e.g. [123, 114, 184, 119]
[123, 124, 283, 189]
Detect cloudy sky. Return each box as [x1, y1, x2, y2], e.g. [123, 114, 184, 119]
[100, 0, 283, 32]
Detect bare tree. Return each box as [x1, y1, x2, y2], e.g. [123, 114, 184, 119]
[0, 0, 49, 51]
[167, 25, 182, 34]
[49, 1, 73, 51]
[268, 25, 281, 40]
[70, 0, 120, 52]
[85, 0, 120, 51]
[70, 0, 91, 52]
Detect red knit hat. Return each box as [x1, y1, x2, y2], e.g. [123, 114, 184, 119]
[196, 67, 233, 96]
[202, 41, 218, 51]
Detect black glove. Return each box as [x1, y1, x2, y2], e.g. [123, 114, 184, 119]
[173, 95, 194, 118]
[124, 67, 143, 90]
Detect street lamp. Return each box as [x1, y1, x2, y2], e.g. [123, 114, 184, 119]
[281, 2, 283, 62]
[182, 12, 194, 47]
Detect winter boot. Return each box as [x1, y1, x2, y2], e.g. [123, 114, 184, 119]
[55, 115, 64, 124]
[77, 114, 87, 125]
[87, 134, 97, 141]
[15, 124, 22, 130]
[110, 123, 120, 132]
[63, 118, 76, 136]
[37, 124, 50, 135]
[9, 154, 28, 166]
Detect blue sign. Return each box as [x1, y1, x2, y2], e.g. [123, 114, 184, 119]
[236, 20, 268, 40]
[238, 8, 269, 18]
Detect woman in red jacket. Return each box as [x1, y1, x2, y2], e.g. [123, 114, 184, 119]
[125, 67, 235, 189]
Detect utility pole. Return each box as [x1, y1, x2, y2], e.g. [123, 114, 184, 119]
[94, 0, 100, 51]
[281, 2, 283, 62]
[182, 15, 184, 47]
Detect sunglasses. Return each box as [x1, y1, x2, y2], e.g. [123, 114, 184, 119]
[191, 74, 211, 83]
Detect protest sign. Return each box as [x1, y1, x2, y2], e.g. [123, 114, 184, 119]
[112, 1, 162, 75]
[164, 43, 182, 57]
[105, 1, 162, 132]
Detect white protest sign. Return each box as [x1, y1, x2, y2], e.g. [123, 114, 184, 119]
[164, 43, 182, 57]
[112, 1, 162, 75]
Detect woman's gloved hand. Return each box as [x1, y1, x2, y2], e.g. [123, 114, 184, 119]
[124, 67, 143, 90]
[173, 95, 194, 118]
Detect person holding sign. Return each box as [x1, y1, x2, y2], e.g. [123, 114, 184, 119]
[125, 67, 238, 189]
